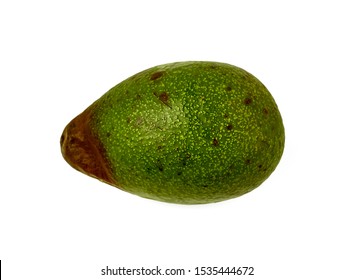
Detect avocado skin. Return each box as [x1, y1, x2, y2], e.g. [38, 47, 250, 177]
[61, 61, 285, 204]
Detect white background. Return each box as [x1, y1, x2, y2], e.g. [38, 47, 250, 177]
[1, 0, 353, 279]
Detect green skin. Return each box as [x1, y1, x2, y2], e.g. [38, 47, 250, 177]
[61, 61, 285, 204]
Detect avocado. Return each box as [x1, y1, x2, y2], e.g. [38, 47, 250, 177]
[60, 61, 285, 204]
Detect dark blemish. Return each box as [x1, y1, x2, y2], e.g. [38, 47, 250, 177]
[127, 117, 131, 124]
[159, 92, 169, 103]
[225, 85, 232, 91]
[136, 94, 142, 100]
[177, 171, 182, 176]
[212, 138, 219, 146]
[150, 71, 165, 81]
[244, 97, 253, 105]
[203, 185, 208, 188]
[226, 124, 233, 130]
[263, 107, 269, 116]
[106, 132, 111, 138]
[245, 159, 251, 165]
[69, 137, 76, 145]
[156, 160, 164, 172]
[157, 145, 163, 150]
[209, 65, 217, 69]
[224, 113, 229, 119]
[258, 139, 270, 150]
[258, 164, 268, 172]
[154, 91, 172, 108]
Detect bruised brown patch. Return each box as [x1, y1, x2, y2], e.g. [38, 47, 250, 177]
[154, 91, 171, 108]
[212, 138, 219, 146]
[159, 92, 168, 103]
[150, 71, 165, 80]
[60, 107, 116, 187]
[244, 97, 253, 105]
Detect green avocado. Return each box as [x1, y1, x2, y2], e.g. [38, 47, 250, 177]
[61, 61, 285, 204]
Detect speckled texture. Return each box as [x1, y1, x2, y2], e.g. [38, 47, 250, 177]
[61, 61, 285, 204]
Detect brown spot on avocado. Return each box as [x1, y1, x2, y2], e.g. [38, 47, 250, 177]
[159, 92, 169, 103]
[244, 97, 253, 105]
[150, 71, 164, 80]
[212, 138, 219, 146]
[156, 159, 164, 172]
[225, 85, 232, 91]
[181, 153, 191, 167]
[60, 108, 116, 186]
[154, 91, 172, 108]
[226, 124, 233, 130]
